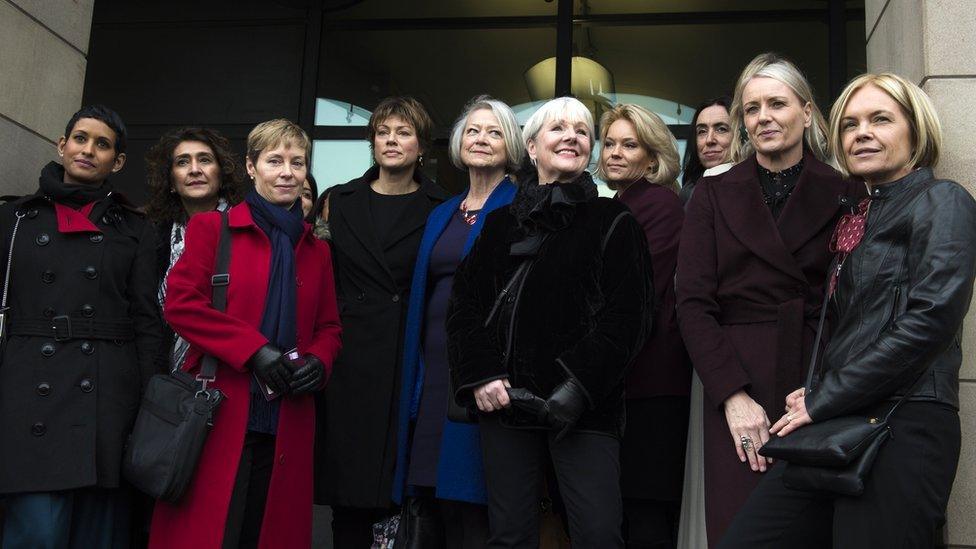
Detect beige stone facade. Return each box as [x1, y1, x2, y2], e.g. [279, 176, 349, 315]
[0, 0, 93, 195]
[866, 1, 976, 546]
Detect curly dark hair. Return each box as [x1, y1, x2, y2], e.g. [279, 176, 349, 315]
[144, 127, 246, 225]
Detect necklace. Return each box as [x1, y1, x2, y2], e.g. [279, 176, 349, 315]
[459, 200, 480, 225]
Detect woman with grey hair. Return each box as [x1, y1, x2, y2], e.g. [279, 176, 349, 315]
[448, 96, 654, 547]
[675, 53, 865, 545]
[391, 95, 523, 547]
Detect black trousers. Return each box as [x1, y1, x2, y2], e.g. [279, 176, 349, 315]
[401, 490, 490, 549]
[719, 402, 960, 549]
[223, 432, 276, 549]
[480, 415, 623, 549]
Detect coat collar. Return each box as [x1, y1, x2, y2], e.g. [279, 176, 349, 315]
[334, 165, 447, 283]
[713, 150, 848, 283]
[227, 201, 316, 245]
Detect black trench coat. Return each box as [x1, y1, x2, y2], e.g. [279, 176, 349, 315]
[314, 166, 447, 508]
[0, 165, 162, 494]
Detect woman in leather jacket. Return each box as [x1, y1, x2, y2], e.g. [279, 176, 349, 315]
[448, 96, 654, 548]
[721, 73, 976, 548]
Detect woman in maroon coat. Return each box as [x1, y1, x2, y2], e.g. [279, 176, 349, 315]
[675, 53, 864, 546]
[149, 119, 342, 549]
[598, 104, 691, 548]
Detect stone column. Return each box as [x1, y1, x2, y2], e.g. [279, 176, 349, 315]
[0, 1, 94, 195]
[866, 1, 976, 546]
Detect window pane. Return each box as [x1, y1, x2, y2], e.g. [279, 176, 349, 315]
[311, 140, 373, 191]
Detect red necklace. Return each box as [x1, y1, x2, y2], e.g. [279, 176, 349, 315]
[459, 200, 479, 225]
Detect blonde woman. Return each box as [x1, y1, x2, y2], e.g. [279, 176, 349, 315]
[598, 104, 691, 548]
[675, 53, 865, 546]
[721, 72, 976, 548]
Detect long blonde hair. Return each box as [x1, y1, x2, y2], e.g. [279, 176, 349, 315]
[730, 53, 828, 163]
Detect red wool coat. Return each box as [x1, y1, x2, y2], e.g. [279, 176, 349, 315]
[148, 203, 342, 549]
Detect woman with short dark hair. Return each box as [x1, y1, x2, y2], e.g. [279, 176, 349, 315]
[315, 96, 448, 548]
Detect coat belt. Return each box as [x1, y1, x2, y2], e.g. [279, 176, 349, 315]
[9, 315, 135, 341]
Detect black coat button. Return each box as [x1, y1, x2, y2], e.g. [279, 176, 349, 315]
[42, 308, 55, 318]
[84, 266, 98, 279]
[80, 379, 94, 393]
[36, 382, 51, 396]
[81, 341, 94, 355]
[35, 233, 50, 246]
[27, 209, 38, 219]
[392, 294, 400, 303]
[31, 422, 46, 436]
[90, 234, 103, 243]
[356, 292, 365, 302]
[40, 343, 55, 357]
[41, 270, 55, 284]
[81, 304, 95, 317]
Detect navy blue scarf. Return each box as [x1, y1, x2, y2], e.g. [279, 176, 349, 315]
[244, 189, 305, 434]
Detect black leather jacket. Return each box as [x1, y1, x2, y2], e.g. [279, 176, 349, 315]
[806, 168, 976, 421]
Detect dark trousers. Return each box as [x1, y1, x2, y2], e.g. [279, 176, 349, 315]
[2, 487, 131, 549]
[223, 432, 276, 549]
[480, 415, 623, 549]
[719, 402, 960, 549]
[331, 505, 394, 549]
[623, 499, 681, 549]
[402, 490, 490, 549]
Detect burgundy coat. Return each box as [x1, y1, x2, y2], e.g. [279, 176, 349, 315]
[149, 203, 342, 549]
[616, 180, 691, 398]
[675, 152, 864, 544]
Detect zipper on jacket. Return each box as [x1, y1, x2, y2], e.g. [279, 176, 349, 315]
[884, 286, 901, 332]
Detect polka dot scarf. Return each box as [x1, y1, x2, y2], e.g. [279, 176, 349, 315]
[828, 198, 872, 296]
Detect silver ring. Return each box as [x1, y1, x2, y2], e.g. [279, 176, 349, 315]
[740, 435, 753, 450]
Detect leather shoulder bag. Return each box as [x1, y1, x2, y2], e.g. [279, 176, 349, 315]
[122, 210, 231, 503]
[760, 260, 923, 496]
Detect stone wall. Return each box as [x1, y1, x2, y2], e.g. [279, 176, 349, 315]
[0, 0, 94, 195]
[866, 1, 976, 547]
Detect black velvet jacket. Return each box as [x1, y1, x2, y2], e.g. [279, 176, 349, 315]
[807, 169, 976, 421]
[447, 172, 654, 436]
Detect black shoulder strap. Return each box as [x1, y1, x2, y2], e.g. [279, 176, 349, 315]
[197, 210, 232, 382]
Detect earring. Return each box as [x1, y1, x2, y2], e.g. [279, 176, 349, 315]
[170, 188, 177, 194]
[418, 155, 424, 167]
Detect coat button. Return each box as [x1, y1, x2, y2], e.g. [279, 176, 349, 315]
[278, 454, 285, 465]
[392, 294, 400, 303]
[41, 270, 55, 284]
[81, 304, 95, 317]
[84, 266, 98, 279]
[40, 343, 55, 357]
[296, 277, 303, 287]
[35, 233, 50, 246]
[36, 382, 51, 396]
[27, 208, 38, 219]
[81, 341, 94, 355]
[42, 308, 55, 318]
[356, 292, 365, 302]
[80, 379, 94, 393]
[31, 422, 46, 436]
[89, 234, 103, 243]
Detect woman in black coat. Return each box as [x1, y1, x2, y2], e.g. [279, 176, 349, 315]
[0, 105, 162, 547]
[314, 96, 448, 547]
[144, 127, 245, 372]
[448, 96, 654, 548]
[721, 73, 976, 549]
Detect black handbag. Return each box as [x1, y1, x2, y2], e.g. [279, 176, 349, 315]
[0, 209, 27, 356]
[122, 210, 231, 503]
[759, 260, 922, 496]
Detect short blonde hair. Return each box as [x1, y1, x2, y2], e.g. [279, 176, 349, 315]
[827, 72, 942, 178]
[522, 97, 595, 148]
[596, 104, 680, 192]
[730, 53, 829, 163]
[448, 95, 524, 172]
[246, 119, 310, 165]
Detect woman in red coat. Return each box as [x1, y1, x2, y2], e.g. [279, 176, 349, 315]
[149, 119, 342, 549]
[675, 53, 864, 547]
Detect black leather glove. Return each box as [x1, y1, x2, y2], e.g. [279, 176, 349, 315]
[289, 354, 325, 395]
[506, 377, 588, 441]
[507, 387, 550, 423]
[545, 378, 588, 441]
[246, 344, 291, 396]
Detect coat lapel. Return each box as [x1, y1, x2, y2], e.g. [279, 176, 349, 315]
[776, 152, 847, 255]
[713, 155, 806, 282]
